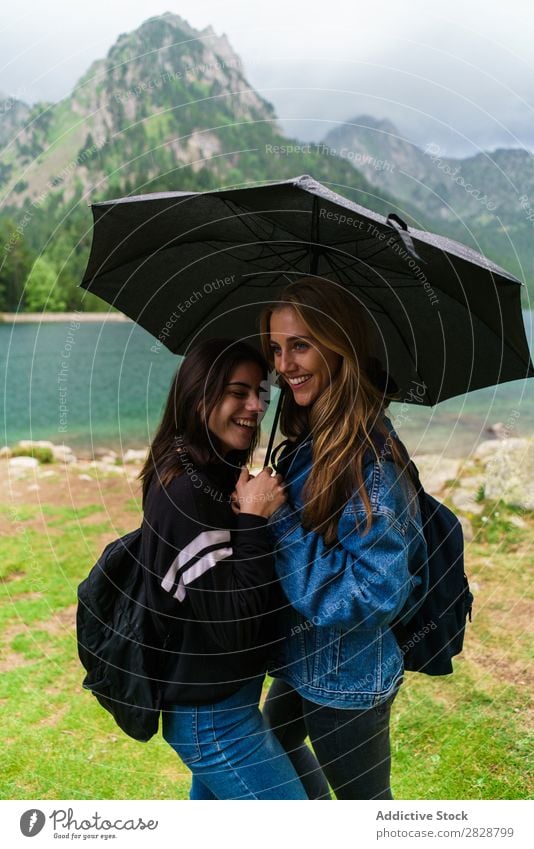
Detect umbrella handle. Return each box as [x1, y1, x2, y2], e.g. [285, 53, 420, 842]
[264, 392, 283, 468]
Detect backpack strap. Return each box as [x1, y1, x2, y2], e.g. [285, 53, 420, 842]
[368, 425, 423, 493]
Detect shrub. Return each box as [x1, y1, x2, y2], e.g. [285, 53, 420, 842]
[11, 445, 54, 464]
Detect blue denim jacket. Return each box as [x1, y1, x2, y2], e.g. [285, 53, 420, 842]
[267, 418, 428, 708]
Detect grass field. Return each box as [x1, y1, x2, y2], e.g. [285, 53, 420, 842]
[1, 468, 532, 800]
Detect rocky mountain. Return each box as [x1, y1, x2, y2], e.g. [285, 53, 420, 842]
[323, 116, 534, 300]
[0, 93, 31, 174]
[0, 16, 392, 213]
[1, 14, 281, 208]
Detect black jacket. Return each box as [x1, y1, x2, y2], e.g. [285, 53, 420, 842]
[141, 456, 283, 705]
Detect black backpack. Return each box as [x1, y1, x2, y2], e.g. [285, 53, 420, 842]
[382, 444, 474, 675]
[76, 528, 168, 742]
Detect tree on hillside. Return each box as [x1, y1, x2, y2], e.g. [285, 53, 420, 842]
[0, 217, 36, 311]
[24, 255, 66, 311]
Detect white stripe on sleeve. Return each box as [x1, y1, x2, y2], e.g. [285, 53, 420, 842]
[161, 529, 231, 593]
[174, 546, 233, 601]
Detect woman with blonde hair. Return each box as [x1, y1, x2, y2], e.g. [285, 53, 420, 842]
[259, 277, 428, 799]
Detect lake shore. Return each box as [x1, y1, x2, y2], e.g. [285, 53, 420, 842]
[0, 312, 131, 323]
[4, 433, 533, 517]
[2, 317, 532, 460]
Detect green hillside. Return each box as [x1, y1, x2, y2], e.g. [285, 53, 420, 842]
[0, 15, 398, 313]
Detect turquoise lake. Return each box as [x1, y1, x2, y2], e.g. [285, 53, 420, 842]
[1, 313, 532, 459]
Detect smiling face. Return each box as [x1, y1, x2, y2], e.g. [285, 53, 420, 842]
[207, 360, 267, 456]
[268, 306, 342, 407]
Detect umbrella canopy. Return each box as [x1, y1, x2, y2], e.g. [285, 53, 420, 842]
[80, 174, 533, 405]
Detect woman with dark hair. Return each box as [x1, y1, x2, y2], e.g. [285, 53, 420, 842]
[139, 338, 309, 800]
[259, 278, 428, 800]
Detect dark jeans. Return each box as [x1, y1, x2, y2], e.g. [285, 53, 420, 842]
[263, 679, 395, 800]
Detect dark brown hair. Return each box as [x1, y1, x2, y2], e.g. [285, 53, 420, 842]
[139, 338, 267, 506]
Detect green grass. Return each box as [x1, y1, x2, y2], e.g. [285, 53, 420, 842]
[392, 669, 532, 799]
[471, 499, 528, 548]
[0, 500, 532, 799]
[0, 501, 187, 800]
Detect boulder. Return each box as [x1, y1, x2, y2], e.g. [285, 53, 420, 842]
[411, 455, 462, 494]
[88, 461, 125, 475]
[451, 488, 484, 515]
[93, 448, 117, 460]
[485, 422, 510, 439]
[474, 438, 526, 462]
[509, 515, 527, 529]
[99, 454, 119, 466]
[17, 439, 55, 450]
[483, 438, 534, 510]
[9, 456, 39, 469]
[123, 449, 148, 464]
[52, 444, 77, 463]
[458, 515, 474, 541]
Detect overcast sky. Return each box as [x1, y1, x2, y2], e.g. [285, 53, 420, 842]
[1, 0, 533, 156]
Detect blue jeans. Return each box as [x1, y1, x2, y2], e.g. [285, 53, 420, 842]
[263, 679, 395, 800]
[162, 676, 309, 800]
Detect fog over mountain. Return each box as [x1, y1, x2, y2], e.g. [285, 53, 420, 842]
[1, 1, 533, 158]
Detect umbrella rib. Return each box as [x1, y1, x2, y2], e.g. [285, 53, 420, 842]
[182, 276, 270, 340]
[367, 292, 433, 404]
[214, 198, 384, 280]
[324, 251, 432, 402]
[422, 283, 534, 373]
[324, 249, 391, 292]
[218, 197, 312, 247]
[204, 241, 310, 273]
[390, 248, 532, 367]
[194, 195, 317, 271]
[323, 251, 532, 396]
[321, 250, 361, 287]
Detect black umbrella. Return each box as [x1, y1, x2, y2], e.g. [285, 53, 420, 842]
[80, 174, 533, 406]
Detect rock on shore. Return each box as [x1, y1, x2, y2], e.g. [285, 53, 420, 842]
[3, 436, 533, 511]
[479, 438, 534, 510]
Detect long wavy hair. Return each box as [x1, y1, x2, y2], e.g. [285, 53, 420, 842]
[139, 338, 267, 507]
[259, 277, 413, 544]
